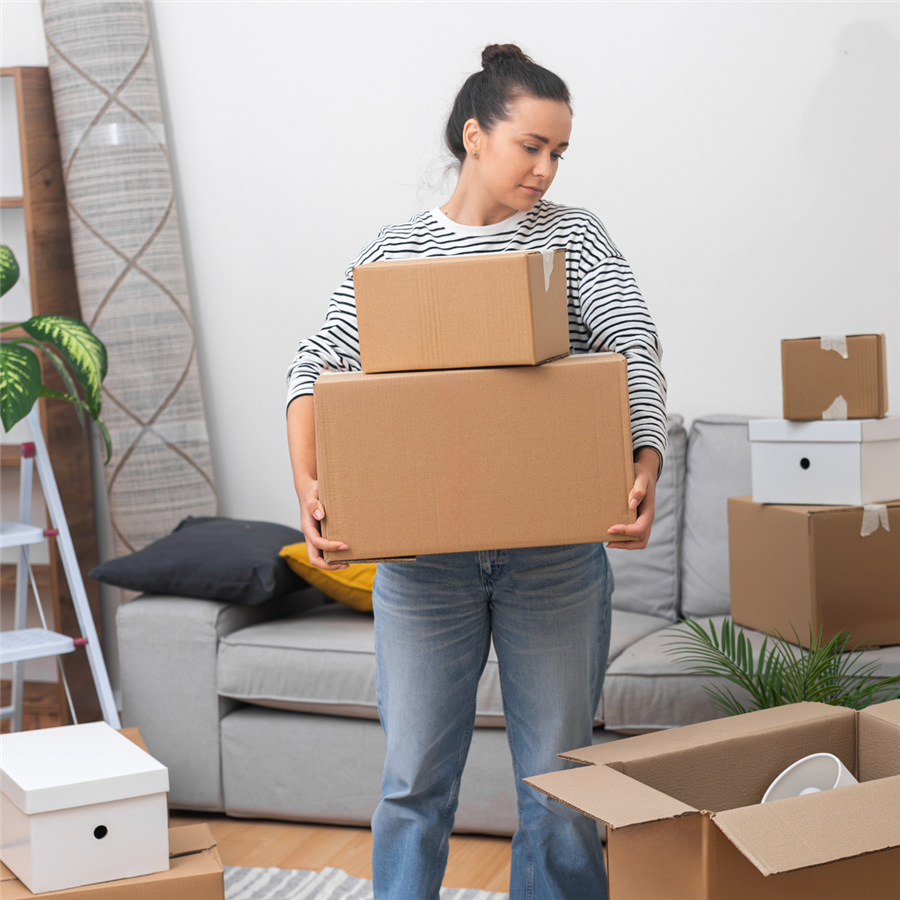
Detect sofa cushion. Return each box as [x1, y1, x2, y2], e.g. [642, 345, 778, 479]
[92, 516, 308, 605]
[607, 415, 687, 621]
[280, 542, 375, 611]
[680, 416, 754, 619]
[220, 706, 626, 835]
[216, 605, 670, 727]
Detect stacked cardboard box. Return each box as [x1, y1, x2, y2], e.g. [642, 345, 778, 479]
[316, 250, 638, 563]
[0, 825, 224, 900]
[0, 727, 224, 899]
[729, 333, 898, 647]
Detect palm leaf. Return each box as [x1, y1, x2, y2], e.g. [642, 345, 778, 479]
[0, 344, 41, 431]
[21, 316, 107, 417]
[665, 617, 900, 715]
[0, 245, 19, 297]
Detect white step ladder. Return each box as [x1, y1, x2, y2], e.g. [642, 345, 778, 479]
[0, 408, 119, 731]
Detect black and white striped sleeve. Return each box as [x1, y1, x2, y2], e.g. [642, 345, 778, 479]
[576, 223, 668, 468]
[285, 271, 362, 408]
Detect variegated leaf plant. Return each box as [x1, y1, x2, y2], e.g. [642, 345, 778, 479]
[0, 244, 112, 462]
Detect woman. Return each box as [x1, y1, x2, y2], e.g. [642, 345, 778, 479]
[286, 44, 666, 900]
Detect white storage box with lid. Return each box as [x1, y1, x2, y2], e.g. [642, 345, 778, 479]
[0, 721, 169, 894]
[749, 417, 900, 505]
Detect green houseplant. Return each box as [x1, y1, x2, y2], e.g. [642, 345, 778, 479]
[665, 616, 900, 715]
[0, 244, 111, 461]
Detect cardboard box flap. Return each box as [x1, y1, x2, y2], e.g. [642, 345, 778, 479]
[712, 776, 900, 876]
[560, 703, 853, 766]
[168, 823, 218, 857]
[524, 762, 697, 829]
[859, 700, 900, 783]
[860, 698, 900, 728]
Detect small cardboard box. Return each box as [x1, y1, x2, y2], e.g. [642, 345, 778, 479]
[749, 417, 900, 506]
[354, 249, 569, 373]
[0, 722, 169, 894]
[526, 702, 900, 900]
[0, 824, 224, 899]
[315, 353, 637, 563]
[728, 496, 900, 648]
[782, 334, 888, 420]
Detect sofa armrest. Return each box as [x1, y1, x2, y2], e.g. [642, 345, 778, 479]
[116, 590, 324, 810]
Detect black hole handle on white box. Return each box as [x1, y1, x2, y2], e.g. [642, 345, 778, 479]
[94, 825, 108, 839]
[800, 457, 811, 470]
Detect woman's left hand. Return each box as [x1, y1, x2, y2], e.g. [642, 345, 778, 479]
[607, 448, 660, 550]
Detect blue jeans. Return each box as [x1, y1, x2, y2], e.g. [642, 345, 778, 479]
[371, 543, 612, 900]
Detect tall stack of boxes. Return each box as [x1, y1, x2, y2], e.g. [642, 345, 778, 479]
[728, 334, 900, 647]
[313, 249, 639, 563]
[522, 333, 900, 900]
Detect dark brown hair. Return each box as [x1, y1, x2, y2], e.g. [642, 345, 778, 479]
[444, 44, 571, 165]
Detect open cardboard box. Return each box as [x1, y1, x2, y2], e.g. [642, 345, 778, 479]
[0, 824, 223, 899]
[526, 702, 900, 899]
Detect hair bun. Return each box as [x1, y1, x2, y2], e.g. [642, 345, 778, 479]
[481, 43, 532, 68]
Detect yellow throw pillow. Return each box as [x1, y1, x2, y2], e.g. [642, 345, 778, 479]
[279, 542, 375, 612]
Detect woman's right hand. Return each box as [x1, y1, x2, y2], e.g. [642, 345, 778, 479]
[287, 396, 349, 571]
[297, 478, 350, 570]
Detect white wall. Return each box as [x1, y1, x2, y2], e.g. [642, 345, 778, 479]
[4, 1, 899, 536]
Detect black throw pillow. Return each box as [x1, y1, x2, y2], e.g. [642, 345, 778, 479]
[90, 516, 309, 605]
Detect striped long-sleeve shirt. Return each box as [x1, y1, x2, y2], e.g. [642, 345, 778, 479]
[286, 200, 668, 465]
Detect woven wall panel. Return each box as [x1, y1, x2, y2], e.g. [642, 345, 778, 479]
[42, 0, 217, 554]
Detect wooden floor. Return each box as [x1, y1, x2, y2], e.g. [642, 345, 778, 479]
[170, 811, 513, 891]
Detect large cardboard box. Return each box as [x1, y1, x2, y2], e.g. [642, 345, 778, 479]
[526, 702, 900, 900]
[749, 418, 900, 506]
[315, 353, 637, 563]
[354, 249, 570, 373]
[0, 722, 169, 894]
[0, 825, 224, 899]
[728, 496, 900, 648]
[782, 334, 888, 421]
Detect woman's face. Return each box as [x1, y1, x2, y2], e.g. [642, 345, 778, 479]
[467, 95, 572, 212]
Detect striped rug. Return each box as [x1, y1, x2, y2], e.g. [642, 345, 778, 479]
[224, 866, 508, 899]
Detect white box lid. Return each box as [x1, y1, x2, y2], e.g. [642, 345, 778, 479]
[749, 417, 899, 443]
[0, 722, 168, 815]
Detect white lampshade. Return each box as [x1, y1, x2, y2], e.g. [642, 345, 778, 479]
[762, 753, 858, 804]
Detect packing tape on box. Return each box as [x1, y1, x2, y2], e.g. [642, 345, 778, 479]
[821, 335, 849, 359]
[822, 395, 848, 420]
[541, 249, 555, 291]
[861, 504, 890, 538]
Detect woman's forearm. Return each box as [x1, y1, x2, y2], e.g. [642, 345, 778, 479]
[287, 395, 317, 493]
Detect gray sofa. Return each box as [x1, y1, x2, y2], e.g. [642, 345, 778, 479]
[116, 415, 900, 835]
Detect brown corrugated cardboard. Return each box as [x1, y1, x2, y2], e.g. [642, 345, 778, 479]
[0, 824, 223, 899]
[858, 700, 900, 782]
[315, 354, 637, 563]
[728, 496, 900, 647]
[354, 249, 570, 373]
[525, 702, 900, 900]
[782, 334, 888, 420]
[119, 727, 149, 754]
